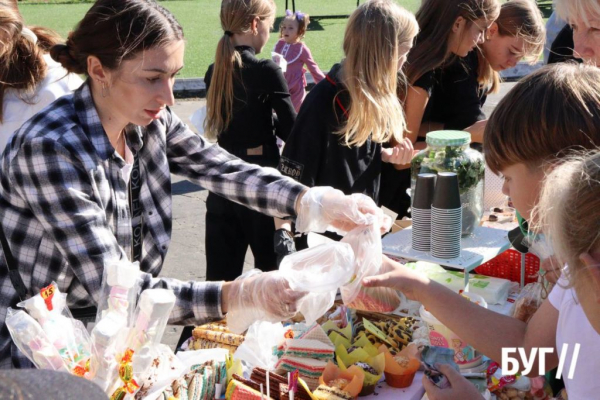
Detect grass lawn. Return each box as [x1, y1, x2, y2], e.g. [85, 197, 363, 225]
[19, 0, 422, 78]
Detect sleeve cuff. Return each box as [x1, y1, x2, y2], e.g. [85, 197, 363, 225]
[192, 280, 225, 322]
[275, 178, 307, 218]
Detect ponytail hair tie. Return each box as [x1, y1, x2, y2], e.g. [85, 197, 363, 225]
[21, 27, 38, 45]
[224, 30, 233, 37]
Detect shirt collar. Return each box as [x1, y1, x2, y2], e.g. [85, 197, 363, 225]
[73, 81, 144, 161]
[235, 45, 256, 55]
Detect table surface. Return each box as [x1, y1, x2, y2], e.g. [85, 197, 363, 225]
[381, 226, 511, 272]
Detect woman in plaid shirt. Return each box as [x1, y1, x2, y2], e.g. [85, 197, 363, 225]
[0, 0, 383, 368]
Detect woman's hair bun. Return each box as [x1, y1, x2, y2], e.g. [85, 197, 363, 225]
[50, 43, 86, 74]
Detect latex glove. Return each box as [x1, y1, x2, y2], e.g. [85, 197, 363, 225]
[295, 187, 391, 236]
[423, 364, 484, 400]
[226, 269, 306, 334]
[382, 138, 414, 165]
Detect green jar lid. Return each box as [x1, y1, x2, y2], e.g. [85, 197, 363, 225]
[426, 130, 471, 146]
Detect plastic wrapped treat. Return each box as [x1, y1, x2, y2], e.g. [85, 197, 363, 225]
[91, 261, 141, 389]
[17, 283, 93, 376]
[96, 261, 142, 323]
[5, 308, 66, 371]
[126, 289, 176, 351]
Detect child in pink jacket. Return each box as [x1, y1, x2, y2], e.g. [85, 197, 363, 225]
[274, 10, 325, 112]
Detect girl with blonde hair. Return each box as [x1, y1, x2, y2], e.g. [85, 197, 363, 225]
[0, 0, 82, 151]
[203, 0, 297, 281]
[276, 0, 418, 247]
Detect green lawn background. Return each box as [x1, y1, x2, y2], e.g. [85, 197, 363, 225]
[20, 0, 422, 78]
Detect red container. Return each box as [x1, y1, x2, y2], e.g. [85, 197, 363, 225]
[474, 249, 540, 285]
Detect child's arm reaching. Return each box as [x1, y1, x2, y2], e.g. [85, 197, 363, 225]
[302, 43, 325, 84]
[363, 256, 560, 375]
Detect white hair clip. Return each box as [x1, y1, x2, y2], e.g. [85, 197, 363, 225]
[21, 27, 38, 45]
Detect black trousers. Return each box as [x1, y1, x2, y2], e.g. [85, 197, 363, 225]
[378, 163, 412, 219]
[205, 193, 278, 281]
[205, 142, 280, 282]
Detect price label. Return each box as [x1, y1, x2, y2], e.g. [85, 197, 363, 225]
[363, 318, 395, 346]
[40, 283, 55, 311]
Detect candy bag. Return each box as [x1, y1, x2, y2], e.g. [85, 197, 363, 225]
[512, 280, 544, 323]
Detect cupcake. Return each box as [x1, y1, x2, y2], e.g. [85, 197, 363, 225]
[379, 344, 420, 389]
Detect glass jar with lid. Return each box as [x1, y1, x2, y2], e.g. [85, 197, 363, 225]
[411, 131, 485, 235]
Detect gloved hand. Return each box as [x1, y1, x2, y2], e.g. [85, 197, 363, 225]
[226, 269, 306, 334]
[295, 187, 392, 236]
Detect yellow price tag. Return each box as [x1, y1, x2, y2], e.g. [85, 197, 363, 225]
[363, 318, 395, 347]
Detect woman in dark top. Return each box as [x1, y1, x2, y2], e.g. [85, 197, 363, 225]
[419, 0, 545, 141]
[203, 0, 296, 281]
[402, 0, 499, 147]
[380, 0, 498, 217]
[277, 0, 418, 245]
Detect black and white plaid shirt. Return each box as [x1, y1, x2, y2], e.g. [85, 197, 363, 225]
[0, 82, 305, 368]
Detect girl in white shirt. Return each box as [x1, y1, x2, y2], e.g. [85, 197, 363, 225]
[361, 64, 600, 399]
[0, 0, 82, 152]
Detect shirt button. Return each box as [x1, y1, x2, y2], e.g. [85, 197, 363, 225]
[161, 245, 167, 250]
[148, 211, 153, 216]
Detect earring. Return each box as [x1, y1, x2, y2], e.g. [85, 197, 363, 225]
[101, 81, 108, 98]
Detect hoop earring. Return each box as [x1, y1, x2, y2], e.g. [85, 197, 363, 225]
[253, 30, 258, 36]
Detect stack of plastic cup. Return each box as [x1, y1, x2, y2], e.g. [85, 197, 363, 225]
[431, 172, 462, 259]
[412, 173, 436, 252]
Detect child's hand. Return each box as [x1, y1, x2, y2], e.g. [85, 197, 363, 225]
[422, 364, 484, 400]
[540, 256, 562, 284]
[361, 255, 427, 301]
[382, 138, 414, 165]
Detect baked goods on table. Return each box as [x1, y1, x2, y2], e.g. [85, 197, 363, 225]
[190, 321, 245, 353]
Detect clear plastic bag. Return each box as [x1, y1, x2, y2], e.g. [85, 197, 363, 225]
[340, 220, 401, 312]
[512, 281, 544, 323]
[280, 242, 355, 325]
[14, 283, 94, 376]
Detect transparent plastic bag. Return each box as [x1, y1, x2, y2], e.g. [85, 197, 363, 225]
[340, 220, 401, 312]
[5, 308, 67, 371]
[91, 261, 142, 389]
[280, 242, 355, 325]
[512, 281, 544, 323]
[15, 282, 94, 376]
